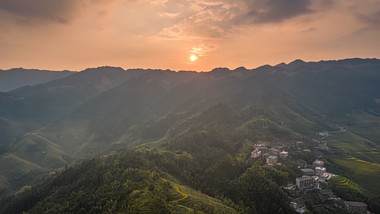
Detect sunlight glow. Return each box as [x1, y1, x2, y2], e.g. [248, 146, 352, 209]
[189, 55, 198, 62]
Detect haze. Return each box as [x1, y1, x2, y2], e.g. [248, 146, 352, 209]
[0, 0, 380, 71]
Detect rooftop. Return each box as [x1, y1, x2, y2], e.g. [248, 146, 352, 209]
[344, 201, 367, 206]
[297, 176, 312, 181]
[300, 168, 314, 172]
[267, 155, 278, 159]
[319, 189, 333, 195]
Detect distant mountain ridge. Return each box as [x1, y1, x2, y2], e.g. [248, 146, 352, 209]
[0, 68, 73, 92]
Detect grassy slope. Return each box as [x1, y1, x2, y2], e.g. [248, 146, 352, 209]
[11, 133, 69, 169]
[0, 153, 46, 197]
[0, 132, 69, 197]
[328, 131, 380, 163]
[326, 130, 380, 196]
[0, 154, 43, 179]
[330, 157, 380, 196]
[346, 113, 380, 145]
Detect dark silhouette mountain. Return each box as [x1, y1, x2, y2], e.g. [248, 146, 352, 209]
[0, 68, 73, 92]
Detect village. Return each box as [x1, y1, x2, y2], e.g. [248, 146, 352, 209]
[250, 137, 371, 214]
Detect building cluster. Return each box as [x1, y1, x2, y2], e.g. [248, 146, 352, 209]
[313, 139, 329, 150]
[292, 159, 370, 214]
[296, 159, 334, 190]
[291, 188, 370, 214]
[250, 141, 288, 166]
[316, 189, 369, 213]
[249, 140, 372, 213]
[344, 201, 368, 214]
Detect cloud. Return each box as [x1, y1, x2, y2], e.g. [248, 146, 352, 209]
[0, 0, 124, 24]
[190, 43, 218, 57]
[235, 0, 313, 24]
[357, 10, 380, 28]
[156, 0, 337, 40]
[0, 0, 83, 23]
[152, 0, 337, 60]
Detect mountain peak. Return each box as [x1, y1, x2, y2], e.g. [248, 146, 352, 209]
[289, 59, 305, 65]
[82, 66, 125, 73]
[210, 67, 231, 73]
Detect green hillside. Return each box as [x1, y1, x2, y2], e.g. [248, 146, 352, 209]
[1, 146, 294, 214]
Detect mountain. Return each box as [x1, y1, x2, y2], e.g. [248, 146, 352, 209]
[0, 58, 380, 213]
[0, 68, 73, 92]
[9, 66, 142, 125]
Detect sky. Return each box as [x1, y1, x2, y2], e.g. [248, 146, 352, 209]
[0, 0, 379, 71]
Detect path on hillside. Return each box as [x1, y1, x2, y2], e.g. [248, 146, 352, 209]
[171, 184, 188, 203]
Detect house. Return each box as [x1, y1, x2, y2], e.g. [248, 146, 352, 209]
[280, 151, 288, 159]
[297, 159, 307, 168]
[266, 155, 278, 165]
[290, 198, 307, 213]
[311, 176, 320, 188]
[332, 198, 346, 209]
[318, 189, 334, 202]
[251, 148, 262, 158]
[300, 168, 315, 176]
[323, 172, 336, 181]
[256, 140, 270, 146]
[344, 201, 368, 214]
[296, 176, 314, 190]
[296, 141, 304, 148]
[315, 167, 326, 176]
[312, 159, 324, 168]
[317, 141, 328, 149]
[270, 148, 280, 155]
[314, 150, 324, 158]
[318, 177, 326, 183]
[255, 144, 268, 152]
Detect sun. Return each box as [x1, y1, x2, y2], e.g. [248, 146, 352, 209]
[189, 54, 198, 62]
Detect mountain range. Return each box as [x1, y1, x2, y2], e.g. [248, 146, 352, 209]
[0, 58, 379, 213]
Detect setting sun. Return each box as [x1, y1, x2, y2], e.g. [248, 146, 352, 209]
[189, 55, 198, 62]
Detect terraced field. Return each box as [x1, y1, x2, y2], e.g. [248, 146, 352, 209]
[329, 156, 380, 196]
[326, 129, 380, 196]
[327, 131, 380, 163]
[330, 176, 362, 193]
